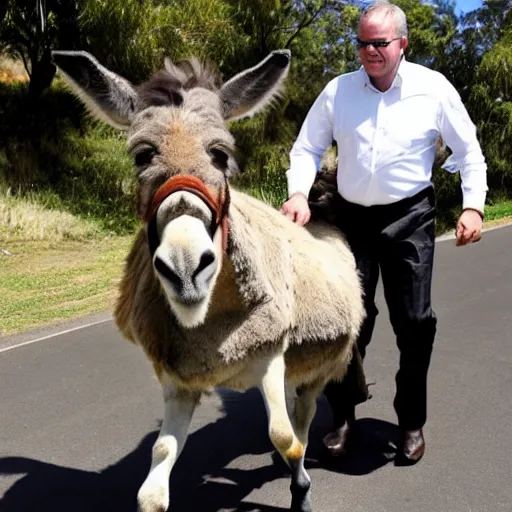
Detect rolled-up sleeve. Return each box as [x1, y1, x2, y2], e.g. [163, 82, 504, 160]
[437, 78, 488, 214]
[286, 80, 336, 198]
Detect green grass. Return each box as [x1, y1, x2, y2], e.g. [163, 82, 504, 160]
[484, 200, 512, 221]
[0, 236, 133, 336]
[0, 80, 138, 235]
[0, 181, 136, 336]
[232, 173, 287, 209]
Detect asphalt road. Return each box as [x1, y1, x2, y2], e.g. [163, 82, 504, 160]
[1, 226, 511, 512]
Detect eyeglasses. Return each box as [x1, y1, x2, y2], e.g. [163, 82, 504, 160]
[356, 37, 402, 49]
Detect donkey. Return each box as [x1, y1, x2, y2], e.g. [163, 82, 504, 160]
[52, 50, 366, 512]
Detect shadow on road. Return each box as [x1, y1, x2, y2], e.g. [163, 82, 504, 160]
[0, 389, 397, 511]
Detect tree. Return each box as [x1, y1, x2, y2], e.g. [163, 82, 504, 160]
[80, 0, 241, 84]
[469, 21, 512, 197]
[0, 0, 84, 97]
[436, 0, 511, 102]
[391, 0, 457, 67]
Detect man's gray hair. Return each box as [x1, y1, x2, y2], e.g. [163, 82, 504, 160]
[360, 1, 408, 38]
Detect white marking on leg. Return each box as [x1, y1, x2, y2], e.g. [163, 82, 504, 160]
[259, 355, 301, 462]
[293, 384, 322, 450]
[137, 380, 199, 512]
[259, 361, 317, 512]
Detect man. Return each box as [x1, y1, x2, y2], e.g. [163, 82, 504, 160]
[281, 0, 487, 464]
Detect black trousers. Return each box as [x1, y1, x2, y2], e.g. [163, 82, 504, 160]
[324, 186, 437, 431]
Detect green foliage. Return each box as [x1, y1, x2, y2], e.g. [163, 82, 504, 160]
[81, 0, 240, 83]
[432, 167, 462, 233]
[484, 199, 512, 220]
[0, 80, 137, 234]
[394, 0, 457, 66]
[469, 23, 512, 198]
[0, 0, 84, 95]
[437, 0, 510, 102]
[230, 118, 291, 208]
[1, 0, 511, 236]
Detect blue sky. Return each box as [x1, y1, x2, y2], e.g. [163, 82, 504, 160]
[454, 0, 483, 15]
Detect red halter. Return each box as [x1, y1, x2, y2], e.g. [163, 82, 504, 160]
[145, 175, 229, 252]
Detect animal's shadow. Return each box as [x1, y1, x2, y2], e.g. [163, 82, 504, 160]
[0, 389, 399, 511]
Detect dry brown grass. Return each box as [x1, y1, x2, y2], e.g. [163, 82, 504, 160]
[0, 189, 133, 335]
[0, 191, 101, 243]
[0, 56, 29, 83]
[484, 216, 512, 229]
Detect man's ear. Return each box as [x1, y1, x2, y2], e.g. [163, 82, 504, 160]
[400, 37, 408, 54]
[52, 51, 137, 129]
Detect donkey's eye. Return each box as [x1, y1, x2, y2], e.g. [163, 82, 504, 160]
[209, 147, 229, 171]
[134, 146, 158, 168]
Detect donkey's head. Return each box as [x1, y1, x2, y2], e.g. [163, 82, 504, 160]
[52, 50, 290, 327]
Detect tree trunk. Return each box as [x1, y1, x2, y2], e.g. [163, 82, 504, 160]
[28, 51, 56, 97]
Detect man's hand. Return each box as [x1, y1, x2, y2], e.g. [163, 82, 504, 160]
[280, 192, 311, 226]
[456, 209, 483, 246]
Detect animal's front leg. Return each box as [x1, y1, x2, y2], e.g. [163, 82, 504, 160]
[138, 379, 200, 512]
[259, 355, 312, 512]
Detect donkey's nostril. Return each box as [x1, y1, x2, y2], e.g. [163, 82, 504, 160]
[154, 256, 182, 291]
[193, 250, 216, 280]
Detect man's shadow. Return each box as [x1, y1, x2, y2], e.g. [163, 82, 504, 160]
[0, 389, 399, 512]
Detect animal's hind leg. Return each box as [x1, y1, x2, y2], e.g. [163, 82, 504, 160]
[259, 355, 312, 512]
[137, 376, 200, 512]
[293, 380, 324, 451]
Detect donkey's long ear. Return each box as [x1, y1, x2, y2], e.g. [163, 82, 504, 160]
[220, 50, 291, 121]
[52, 51, 137, 130]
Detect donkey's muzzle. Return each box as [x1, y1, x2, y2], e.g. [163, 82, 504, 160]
[145, 175, 229, 255]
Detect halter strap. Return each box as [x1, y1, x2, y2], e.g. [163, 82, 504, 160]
[145, 175, 229, 252]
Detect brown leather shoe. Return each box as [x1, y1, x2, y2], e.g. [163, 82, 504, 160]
[322, 420, 353, 457]
[396, 428, 425, 465]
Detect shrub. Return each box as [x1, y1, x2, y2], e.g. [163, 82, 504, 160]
[0, 80, 138, 234]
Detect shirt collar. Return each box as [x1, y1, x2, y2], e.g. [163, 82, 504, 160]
[361, 56, 407, 93]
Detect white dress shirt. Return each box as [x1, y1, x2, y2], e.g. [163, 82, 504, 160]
[287, 58, 488, 213]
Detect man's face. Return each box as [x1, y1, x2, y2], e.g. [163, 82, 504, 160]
[358, 13, 407, 79]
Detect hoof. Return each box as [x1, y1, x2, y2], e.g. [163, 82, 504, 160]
[290, 474, 312, 512]
[290, 491, 312, 512]
[137, 481, 169, 512]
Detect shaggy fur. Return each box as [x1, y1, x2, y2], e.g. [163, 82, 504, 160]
[52, 49, 367, 512]
[115, 188, 365, 391]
